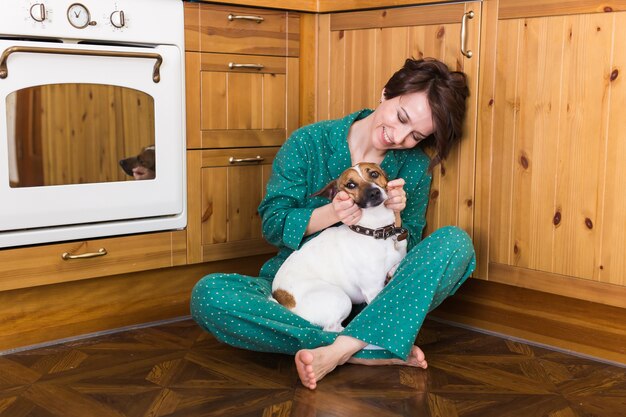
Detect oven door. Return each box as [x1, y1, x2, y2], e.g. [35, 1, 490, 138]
[0, 40, 185, 246]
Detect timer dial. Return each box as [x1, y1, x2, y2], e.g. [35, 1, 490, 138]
[67, 3, 91, 29]
[110, 10, 126, 28]
[29, 3, 48, 22]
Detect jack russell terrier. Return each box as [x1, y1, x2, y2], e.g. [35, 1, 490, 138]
[271, 162, 408, 332]
[119, 145, 156, 180]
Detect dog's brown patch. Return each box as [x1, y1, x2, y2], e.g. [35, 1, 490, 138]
[273, 289, 296, 309]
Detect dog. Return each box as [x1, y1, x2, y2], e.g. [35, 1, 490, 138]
[271, 162, 408, 332]
[119, 145, 156, 180]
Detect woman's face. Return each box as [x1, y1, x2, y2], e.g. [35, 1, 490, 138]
[370, 90, 435, 151]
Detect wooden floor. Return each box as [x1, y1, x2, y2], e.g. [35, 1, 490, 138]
[0, 319, 624, 417]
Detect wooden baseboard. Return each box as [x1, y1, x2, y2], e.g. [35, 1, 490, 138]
[431, 279, 626, 365]
[0, 254, 270, 351]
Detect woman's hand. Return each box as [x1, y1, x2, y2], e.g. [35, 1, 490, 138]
[385, 178, 407, 213]
[332, 191, 362, 225]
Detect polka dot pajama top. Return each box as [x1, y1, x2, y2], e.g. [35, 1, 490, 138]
[190, 109, 476, 360]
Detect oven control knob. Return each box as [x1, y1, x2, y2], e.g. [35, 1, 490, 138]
[110, 10, 126, 28]
[30, 3, 48, 22]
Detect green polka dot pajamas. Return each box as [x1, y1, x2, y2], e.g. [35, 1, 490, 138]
[191, 109, 476, 361]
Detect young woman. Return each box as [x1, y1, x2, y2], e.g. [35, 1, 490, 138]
[191, 58, 476, 390]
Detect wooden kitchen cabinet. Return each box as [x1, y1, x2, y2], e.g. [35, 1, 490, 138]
[316, 2, 481, 241]
[184, 2, 299, 150]
[0, 231, 187, 292]
[186, 148, 278, 263]
[184, 2, 299, 263]
[478, 0, 626, 307]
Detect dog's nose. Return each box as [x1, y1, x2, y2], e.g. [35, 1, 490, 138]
[368, 188, 381, 200]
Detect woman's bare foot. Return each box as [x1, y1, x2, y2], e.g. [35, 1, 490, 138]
[294, 338, 427, 390]
[295, 345, 348, 390]
[347, 345, 428, 369]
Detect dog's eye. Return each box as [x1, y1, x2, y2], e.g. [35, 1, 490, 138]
[370, 171, 380, 179]
[346, 182, 357, 189]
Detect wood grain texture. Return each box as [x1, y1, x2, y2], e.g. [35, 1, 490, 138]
[602, 13, 626, 285]
[0, 317, 624, 416]
[330, 3, 466, 30]
[299, 13, 318, 126]
[0, 231, 186, 292]
[0, 256, 270, 351]
[432, 278, 626, 364]
[185, 52, 201, 149]
[187, 148, 278, 263]
[489, 10, 626, 287]
[319, 0, 464, 13]
[198, 4, 297, 57]
[201, 130, 286, 148]
[499, 0, 626, 20]
[186, 151, 203, 264]
[488, 262, 626, 309]
[473, 0, 499, 279]
[184, 2, 200, 52]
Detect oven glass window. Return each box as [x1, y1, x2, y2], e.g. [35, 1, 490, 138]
[6, 83, 156, 187]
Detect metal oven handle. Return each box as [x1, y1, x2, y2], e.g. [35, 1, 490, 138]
[0, 46, 163, 83]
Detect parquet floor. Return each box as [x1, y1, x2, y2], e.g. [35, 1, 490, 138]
[0, 319, 624, 417]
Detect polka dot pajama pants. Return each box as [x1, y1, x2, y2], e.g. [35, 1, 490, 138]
[190, 226, 476, 361]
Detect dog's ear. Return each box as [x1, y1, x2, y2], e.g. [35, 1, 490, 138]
[311, 180, 339, 200]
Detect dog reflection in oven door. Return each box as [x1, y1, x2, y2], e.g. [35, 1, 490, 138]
[119, 145, 156, 180]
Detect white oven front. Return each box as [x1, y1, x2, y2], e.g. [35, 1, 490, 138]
[0, 0, 185, 248]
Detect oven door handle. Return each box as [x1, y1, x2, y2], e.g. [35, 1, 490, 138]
[0, 46, 163, 83]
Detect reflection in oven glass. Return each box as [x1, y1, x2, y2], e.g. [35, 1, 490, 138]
[6, 83, 156, 187]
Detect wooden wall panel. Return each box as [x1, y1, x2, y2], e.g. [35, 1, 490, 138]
[344, 29, 378, 112]
[602, 13, 626, 285]
[490, 10, 626, 287]
[490, 19, 519, 266]
[552, 13, 611, 280]
[511, 17, 564, 271]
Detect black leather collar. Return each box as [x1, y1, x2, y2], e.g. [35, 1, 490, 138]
[348, 223, 408, 241]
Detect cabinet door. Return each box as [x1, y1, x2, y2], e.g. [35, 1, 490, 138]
[483, 1, 626, 307]
[187, 148, 278, 263]
[317, 2, 480, 240]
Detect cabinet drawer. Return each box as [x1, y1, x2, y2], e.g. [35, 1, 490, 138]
[187, 3, 299, 56]
[0, 231, 186, 291]
[186, 52, 299, 149]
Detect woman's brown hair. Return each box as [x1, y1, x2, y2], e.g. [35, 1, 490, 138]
[383, 58, 469, 169]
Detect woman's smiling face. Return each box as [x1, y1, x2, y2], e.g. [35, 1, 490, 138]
[370, 90, 435, 151]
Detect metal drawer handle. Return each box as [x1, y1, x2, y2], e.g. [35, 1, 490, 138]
[0, 46, 163, 82]
[227, 14, 264, 23]
[62, 247, 108, 260]
[460, 10, 474, 58]
[228, 62, 264, 70]
[229, 156, 264, 164]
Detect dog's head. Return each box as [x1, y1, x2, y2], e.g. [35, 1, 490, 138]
[312, 162, 389, 208]
[119, 145, 156, 180]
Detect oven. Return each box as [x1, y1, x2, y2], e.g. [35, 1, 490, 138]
[0, 0, 186, 248]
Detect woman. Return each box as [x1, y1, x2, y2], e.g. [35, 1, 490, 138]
[191, 58, 476, 390]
